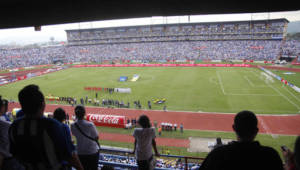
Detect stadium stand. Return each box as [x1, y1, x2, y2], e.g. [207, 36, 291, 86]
[1, 19, 300, 70]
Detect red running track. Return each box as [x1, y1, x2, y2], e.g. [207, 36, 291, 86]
[8, 103, 300, 136]
[100, 132, 189, 148]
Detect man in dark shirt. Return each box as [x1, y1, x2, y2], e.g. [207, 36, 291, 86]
[9, 85, 83, 170]
[200, 110, 283, 170]
[148, 101, 151, 109]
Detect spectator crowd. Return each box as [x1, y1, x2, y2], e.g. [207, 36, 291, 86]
[1, 19, 300, 170]
[1, 19, 300, 70]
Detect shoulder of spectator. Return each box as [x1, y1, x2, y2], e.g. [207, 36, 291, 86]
[261, 145, 282, 158]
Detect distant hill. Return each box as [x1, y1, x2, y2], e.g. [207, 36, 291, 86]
[287, 21, 300, 33]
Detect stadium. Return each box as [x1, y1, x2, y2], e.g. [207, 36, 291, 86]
[1, 5, 300, 170]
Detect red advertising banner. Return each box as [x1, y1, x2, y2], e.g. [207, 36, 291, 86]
[73, 64, 251, 68]
[86, 114, 126, 128]
[264, 61, 274, 64]
[17, 75, 27, 80]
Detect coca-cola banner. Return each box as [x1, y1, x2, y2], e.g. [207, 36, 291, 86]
[86, 114, 126, 128]
[17, 75, 27, 80]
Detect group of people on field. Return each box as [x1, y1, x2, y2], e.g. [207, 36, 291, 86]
[1, 84, 300, 170]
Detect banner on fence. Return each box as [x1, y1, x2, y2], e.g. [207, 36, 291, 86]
[114, 88, 131, 93]
[86, 114, 126, 128]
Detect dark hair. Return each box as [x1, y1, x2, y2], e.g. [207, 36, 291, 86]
[138, 115, 151, 128]
[294, 136, 300, 170]
[0, 96, 2, 110]
[2, 99, 8, 112]
[216, 137, 222, 145]
[53, 107, 66, 122]
[75, 105, 85, 120]
[18, 84, 45, 115]
[234, 110, 258, 139]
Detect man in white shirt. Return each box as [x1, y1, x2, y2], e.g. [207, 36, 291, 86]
[71, 105, 99, 170]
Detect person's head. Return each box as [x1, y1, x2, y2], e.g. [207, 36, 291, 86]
[2, 99, 8, 113]
[294, 136, 300, 170]
[138, 115, 151, 128]
[75, 105, 85, 120]
[0, 96, 4, 114]
[18, 84, 45, 116]
[53, 107, 66, 122]
[233, 110, 258, 142]
[216, 137, 222, 145]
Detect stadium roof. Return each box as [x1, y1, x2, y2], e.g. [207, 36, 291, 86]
[0, 0, 299, 29]
[65, 18, 289, 32]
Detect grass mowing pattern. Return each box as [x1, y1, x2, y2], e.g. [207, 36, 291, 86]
[1, 67, 300, 114]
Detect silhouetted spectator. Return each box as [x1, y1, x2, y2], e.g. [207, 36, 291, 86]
[295, 137, 300, 170]
[200, 110, 283, 170]
[71, 105, 100, 170]
[281, 136, 300, 170]
[0, 98, 10, 122]
[53, 107, 83, 170]
[213, 137, 223, 150]
[16, 109, 24, 119]
[0, 96, 24, 170]
[133, 115, 160, 170]
[9, 84, 83, 170]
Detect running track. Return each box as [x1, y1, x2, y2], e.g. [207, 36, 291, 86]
[8, 103, 300, 136]
[100, 132, 189, 148]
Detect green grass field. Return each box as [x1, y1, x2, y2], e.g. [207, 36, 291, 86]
[1, 67, 300, 114]
[2, 66, 299, 159]
[96, 126, 297, 159]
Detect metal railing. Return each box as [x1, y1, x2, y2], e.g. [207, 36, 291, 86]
[99, 146, 204, 170]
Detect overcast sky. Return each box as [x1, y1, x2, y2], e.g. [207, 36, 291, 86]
[0, 10, 300, 45]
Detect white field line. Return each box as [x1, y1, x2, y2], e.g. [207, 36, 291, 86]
[218, 70, 277, 96]
[244, 76, 255, 87]
[244, 75, 267, 88]
[282, 86, 300, 103]
[216, 71, 226, 95]
[268, 84, 300, 110]
[209, 77, 218, 85]
[251, 69, 300, 110]
[258, 117, 272, 135]
[226, 93, 280, 96]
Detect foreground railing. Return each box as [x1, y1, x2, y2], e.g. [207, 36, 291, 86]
[99, 146, 204, 170]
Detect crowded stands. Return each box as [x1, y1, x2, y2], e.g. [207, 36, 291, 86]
[1, 19, 300, 70]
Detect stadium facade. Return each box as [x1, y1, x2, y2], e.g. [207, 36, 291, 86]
[65, 19, 289, 45]
[2, 18, 300, 70]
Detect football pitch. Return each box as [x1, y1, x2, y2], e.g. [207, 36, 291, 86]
[1, 66, 300, 114]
